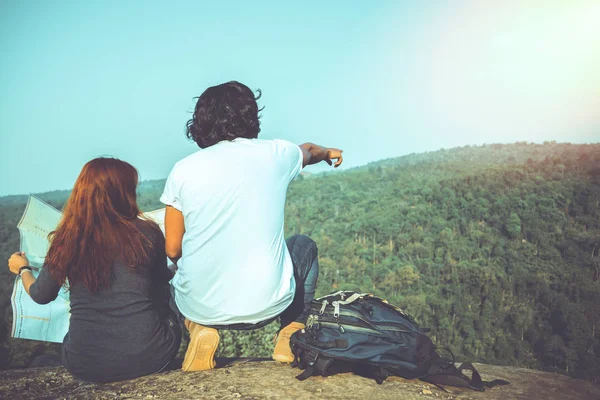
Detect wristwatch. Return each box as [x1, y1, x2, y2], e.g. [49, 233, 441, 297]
[18, 266, 33, 276]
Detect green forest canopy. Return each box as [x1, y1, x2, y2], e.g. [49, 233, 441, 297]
[0, 141, 598, 382]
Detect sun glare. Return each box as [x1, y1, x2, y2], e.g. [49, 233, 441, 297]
[414, 0, 600, 143]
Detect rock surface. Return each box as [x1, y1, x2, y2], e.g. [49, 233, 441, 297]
[0, 358, 599, 400]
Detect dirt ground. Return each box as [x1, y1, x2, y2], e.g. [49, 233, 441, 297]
[1, 358, 599, 400]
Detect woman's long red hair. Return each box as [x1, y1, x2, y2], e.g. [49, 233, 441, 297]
[46, 157, 158, 292]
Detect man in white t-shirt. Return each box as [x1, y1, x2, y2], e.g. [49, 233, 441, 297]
[161, 81, 343, 372]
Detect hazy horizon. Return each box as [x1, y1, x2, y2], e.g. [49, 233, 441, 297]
[1, 0, 599, 196]
[0, 139, 596, 199]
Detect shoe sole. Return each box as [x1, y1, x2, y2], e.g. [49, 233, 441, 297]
[182, 329, 220, 372]
[272, 352, 294, 363]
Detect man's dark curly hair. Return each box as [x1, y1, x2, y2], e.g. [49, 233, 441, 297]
[185, 81, 263, 148]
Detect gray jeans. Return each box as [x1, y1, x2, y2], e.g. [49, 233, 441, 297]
[170, 234, 319, 330]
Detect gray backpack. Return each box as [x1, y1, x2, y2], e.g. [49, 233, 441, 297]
[290, 291, 509, 391]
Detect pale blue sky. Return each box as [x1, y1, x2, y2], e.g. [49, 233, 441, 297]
[1, 0, 599, 196]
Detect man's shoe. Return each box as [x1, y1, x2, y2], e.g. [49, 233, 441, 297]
[272, 321, 305, 363]
[182, 319, 220, 372]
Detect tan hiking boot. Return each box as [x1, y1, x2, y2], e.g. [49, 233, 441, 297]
[272, 321, 305, 363]
[182, 319, 220, 371]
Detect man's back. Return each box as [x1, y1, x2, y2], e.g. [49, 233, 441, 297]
[162, 80, 342, 372]
[161, 138, 303, 324]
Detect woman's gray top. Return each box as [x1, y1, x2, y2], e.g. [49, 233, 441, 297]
[29, 219, 181, 382]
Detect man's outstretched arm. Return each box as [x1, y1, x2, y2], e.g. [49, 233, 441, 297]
[299, 143, 343, 168]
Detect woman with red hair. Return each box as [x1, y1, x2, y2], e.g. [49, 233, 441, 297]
[7, 157, 181, 382]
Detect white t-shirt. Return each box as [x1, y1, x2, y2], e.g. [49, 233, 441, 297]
[160, 138, 304, 325]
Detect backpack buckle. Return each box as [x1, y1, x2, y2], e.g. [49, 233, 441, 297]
[307, 314, 320, 329]
[306, 349, 319, 366]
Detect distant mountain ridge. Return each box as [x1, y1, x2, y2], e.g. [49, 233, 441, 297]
[1, 141, 599, 382]
[2, 141, 594, 206]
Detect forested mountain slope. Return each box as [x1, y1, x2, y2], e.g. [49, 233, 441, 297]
[1, 142, 598, 382]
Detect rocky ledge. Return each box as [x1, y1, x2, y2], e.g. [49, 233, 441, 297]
[0, 358, 598, 400]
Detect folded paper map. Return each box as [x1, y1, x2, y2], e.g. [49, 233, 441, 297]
[11, 195, 166, 343]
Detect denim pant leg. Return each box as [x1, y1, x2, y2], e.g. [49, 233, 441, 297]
[279, 234, 319, 328]
[169, 283, 186, 330]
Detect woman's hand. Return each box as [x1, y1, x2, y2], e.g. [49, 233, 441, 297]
[8, 252, 29, 275]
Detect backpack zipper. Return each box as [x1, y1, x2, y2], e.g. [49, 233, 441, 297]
[339, 309, 419, 331]
[322, 315, 413, 333]
[316, 321, 409, 337]
[319, 300, 328, 315]
[312, 300, 417, 327]
[309, 311, 415, 335]
[316, 293, 418, 325]
[310, 307, 418, 333]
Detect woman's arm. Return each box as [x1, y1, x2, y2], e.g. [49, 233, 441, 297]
[8, 252, 61, 304]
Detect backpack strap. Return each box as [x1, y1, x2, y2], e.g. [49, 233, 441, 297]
[335, 292, 365, 305]
[457, 362, 484, 391]
[457, 362, 509, 390]
[314, 356, 334, 377]
[425, 356, 453, 377]
[352, 364, 390, 384]
[292, 347, 338, 381]
[423, 360, 510, 392]
[369, 367, 389, 384]
[290, 345, 302, 368]
[484, 379, 511, 388]
[294, 348, 321, 381]
[422, 358, 475, 389]
[296, 366, 316, 381]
